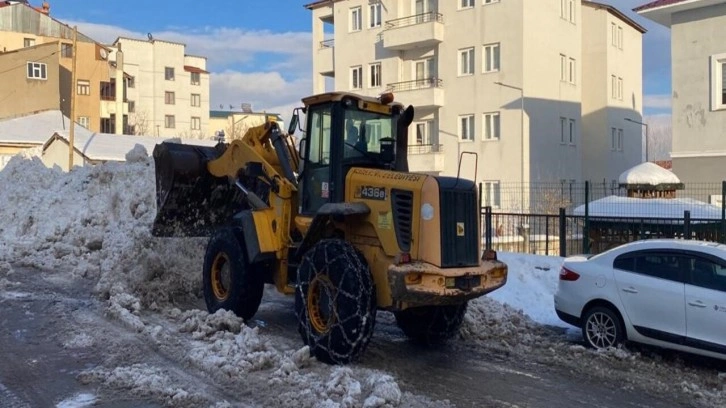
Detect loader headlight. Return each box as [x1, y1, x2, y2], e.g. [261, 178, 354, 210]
[421, 203, 434, 221]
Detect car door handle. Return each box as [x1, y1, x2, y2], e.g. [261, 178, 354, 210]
[622, 287, 638, 294]
[688, 301, 707, 308]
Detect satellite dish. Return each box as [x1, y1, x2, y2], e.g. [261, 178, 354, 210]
[147, 33, 153, 41]
[99, 48, 108, 60]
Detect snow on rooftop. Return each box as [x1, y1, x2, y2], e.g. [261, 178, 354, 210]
[49, 130, 218, 162]
[574, 196, 721, 219]
[0, 110, 70, 144]
[618, 162, 680, 185]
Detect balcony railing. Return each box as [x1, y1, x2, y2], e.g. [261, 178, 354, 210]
[319, 39, 334, 49]
[387, 78, 443, 92]
[385, 12, 443, 29]
[408, 143, 443, 155]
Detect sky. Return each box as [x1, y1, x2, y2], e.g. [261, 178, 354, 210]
[46, 0, 672, 121]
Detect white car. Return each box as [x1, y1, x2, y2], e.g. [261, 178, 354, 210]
[554, 239, 726, 360]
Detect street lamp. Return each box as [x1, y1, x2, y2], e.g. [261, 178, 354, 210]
[494, 81, 525, 212]
[625, 117, 649, 162]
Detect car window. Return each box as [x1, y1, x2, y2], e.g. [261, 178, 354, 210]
[632, 253, 682, 282]
[686, 256, 726, 292]
[613, 256, 635, 272]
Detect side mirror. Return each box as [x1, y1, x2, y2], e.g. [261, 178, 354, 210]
[288, 111, 299, 135]
[298, 137, 307, 158]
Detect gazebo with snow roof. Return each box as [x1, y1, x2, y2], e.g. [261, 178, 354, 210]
[618, 162, 684, 199]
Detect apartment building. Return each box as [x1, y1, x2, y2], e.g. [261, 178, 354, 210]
[0, 2, 120, 132]
[306, 0, 645, 210]
[636, 0, 726, 184]
[110, 37, 210, 139]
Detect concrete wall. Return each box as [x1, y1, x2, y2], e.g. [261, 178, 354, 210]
[0, 42, 60, 118]
[670, 3, 726, 183]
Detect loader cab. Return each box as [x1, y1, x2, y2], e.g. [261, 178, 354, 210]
[298, 93, 401, 216]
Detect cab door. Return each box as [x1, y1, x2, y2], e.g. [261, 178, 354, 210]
[300, 104, 334, 216]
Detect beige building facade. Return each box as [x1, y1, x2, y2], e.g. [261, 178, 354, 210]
[637, 0, 726, 184]
[111, 37, 211, 139]
[307, 0, 644, 209]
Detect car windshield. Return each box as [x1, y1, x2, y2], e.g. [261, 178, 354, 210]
[343, 108, 394, 160]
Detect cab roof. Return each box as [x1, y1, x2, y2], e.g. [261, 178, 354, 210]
[302, 92, 403, 108]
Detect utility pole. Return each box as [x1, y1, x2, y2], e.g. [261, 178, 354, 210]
[68, 25, 78, 170]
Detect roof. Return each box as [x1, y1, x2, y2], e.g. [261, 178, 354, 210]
[302, 91, 403, 108]
[574, 196, 722, 219]
[184, 65, 209, 74]
[113, 36, 186, 48]
[0, 110, 70, 145]
[44, 129, 218, 162]
[582, 1, 647, 33]
[618, 162, 681, 185]
[304, 0, 339, 10]
[209, 110, 282, 119]
[634, 0, 726, 27]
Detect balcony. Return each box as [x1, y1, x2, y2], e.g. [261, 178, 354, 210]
[317, 39, 334, 76]
[407, 144, 444, 173]
[383, 12, 444, 51]
[387, 78, 444, 108]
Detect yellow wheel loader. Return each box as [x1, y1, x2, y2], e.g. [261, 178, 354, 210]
[151, 92, 508, 364]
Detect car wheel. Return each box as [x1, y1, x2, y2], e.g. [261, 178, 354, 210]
[581, 306, 624, 349]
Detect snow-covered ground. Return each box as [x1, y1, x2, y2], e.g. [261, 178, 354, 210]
[0, 148, 724, 408]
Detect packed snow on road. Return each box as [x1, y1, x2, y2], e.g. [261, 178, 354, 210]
[0, 147, 724, 407]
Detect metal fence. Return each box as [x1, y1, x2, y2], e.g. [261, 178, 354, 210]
[482, 181, 726, 257]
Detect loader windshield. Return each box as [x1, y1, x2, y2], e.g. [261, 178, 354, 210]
[343, 109, 393, 161]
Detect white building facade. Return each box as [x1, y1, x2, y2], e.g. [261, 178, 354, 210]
[110, 37, 211, 139]
[306, 0, 645, 210]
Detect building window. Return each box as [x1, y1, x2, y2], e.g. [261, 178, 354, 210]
[77, 116, 90, 129]
[77, 80, 90, 95]
[617, 128, 624, 151]
[165, 67, 175, 81]
[568, 58, 576, 84]
[568, 0, 575, 23]
[569, 119, 576, 144]
[191, 72, 200, 85]
[460, 114, 474, 141]
[127, 76, 135, 88]
[369, 3, 381, 28]
[23, 38, 35, 48]
[128, 100, 135, 113]
[369, 63, 381, 88]
[618, 77, 623, 99]
[483, 0, 499, 4]
[101, 116, 115, 133]
[709, 54, 726, 110]
[483, 181, 501, 208]
[415, 121, 431, 145]
[26, 62, 47, 80]
[61, 43, 73, 58]
[191, 116, 201, 130]
[483, 112, 500, 140]
[611, 127, 617, 150]
[612, 24, 624, 49]
[191, 93, 201, 107]
[351, 65, 363, 89]
[483, 43, 500, 73]
[165, 115, 175, 129]
[611, 75, 623, 99]
[560, 117, 567, 143]
[350, 7, 362, 32]
[459, 47, 475, 76]
[165, 91, 175, 105]
[560, 54, 567, 81]
[460, 0, 474, 9]
[100, 80, 116, 100]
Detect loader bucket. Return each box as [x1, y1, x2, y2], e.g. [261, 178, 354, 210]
[151, 142, 242, 237]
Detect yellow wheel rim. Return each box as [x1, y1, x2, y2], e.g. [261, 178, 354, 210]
[307, 275, 335, 334]
[211, 252, 231, 301]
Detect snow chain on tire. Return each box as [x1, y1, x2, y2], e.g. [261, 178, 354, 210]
[295, 239, 377, 364]
[394, 303, 468, 345]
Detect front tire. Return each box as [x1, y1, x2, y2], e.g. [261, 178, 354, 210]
[394, 303, 468, 345]
[202, 227, 264, 321]
[295, 239, 376, 364]
[582, 306, 624, 349]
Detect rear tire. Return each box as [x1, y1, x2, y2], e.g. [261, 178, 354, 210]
[581, 306, 624, 349]
[202, 227, 264, 321]
[295, 239, 376, 364]
[394, 303, 468, 345]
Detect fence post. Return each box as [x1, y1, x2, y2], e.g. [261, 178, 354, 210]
[559, 207, 567, 257]
[545, 216, 550, 255]
[721, 181, 725, 244]
[485, 206, 492, 252]
[583, 181, 590, 254]
[479, 182, 483, 242]
[684, 210, 691, 239]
